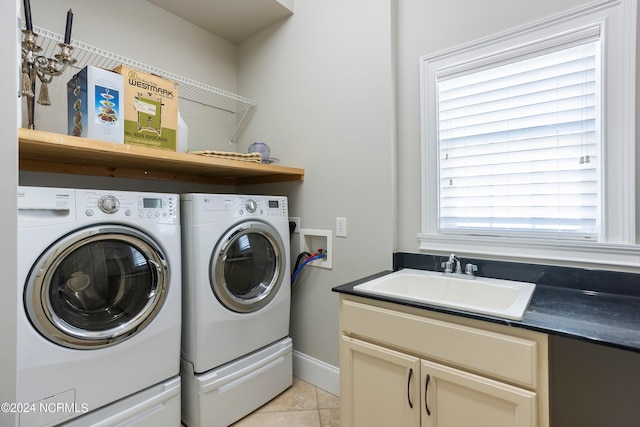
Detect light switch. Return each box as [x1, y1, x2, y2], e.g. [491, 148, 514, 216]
[336, 217, 347, 238]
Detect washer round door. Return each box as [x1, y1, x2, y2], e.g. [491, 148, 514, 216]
[211, 220, 286, 313]
[24, 225, 169, 349]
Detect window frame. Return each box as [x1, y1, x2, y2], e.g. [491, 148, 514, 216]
[418, 0, 638, 269]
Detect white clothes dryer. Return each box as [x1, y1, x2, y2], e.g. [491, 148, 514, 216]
[16, 187, 182, 427]
[180, 193, 292, 427]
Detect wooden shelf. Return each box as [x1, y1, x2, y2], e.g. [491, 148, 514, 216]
[19, 129, 304, 186]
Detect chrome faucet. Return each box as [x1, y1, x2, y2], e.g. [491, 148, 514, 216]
[441, 254, 477, 278]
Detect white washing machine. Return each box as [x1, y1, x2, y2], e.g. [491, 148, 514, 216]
[180, 193, 293, 427]
[16, 186, 182, 427]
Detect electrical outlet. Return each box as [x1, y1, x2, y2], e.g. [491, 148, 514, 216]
[336, 217, 347, 238]
[289, 217, 301, 233]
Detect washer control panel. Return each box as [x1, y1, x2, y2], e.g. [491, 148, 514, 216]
[264, 197, 288, 218]
[77, 190, 178, 223]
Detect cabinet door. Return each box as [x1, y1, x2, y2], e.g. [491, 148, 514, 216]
[341, 336, 421, 427]
[421, 359, 536, 427]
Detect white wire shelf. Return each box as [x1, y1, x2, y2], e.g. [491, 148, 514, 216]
[27, 22, 257, 144]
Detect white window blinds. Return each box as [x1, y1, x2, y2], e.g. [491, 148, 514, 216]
[436, 38, 601, 240]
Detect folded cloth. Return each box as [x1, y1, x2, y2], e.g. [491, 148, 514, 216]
[190, 150, 263, 163]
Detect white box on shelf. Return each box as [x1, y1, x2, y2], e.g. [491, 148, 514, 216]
[67, 66, 124, 143]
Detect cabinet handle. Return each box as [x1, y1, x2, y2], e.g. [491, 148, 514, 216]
[424, 373, 431, 416]
[407, 368, 414, 408]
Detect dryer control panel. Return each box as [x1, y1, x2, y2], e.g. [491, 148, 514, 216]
[186, 194, 288, 223]
[77, 190, 179, 224]
[235, 196, 288, 218]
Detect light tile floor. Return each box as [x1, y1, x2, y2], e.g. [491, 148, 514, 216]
[231, 377, 340, 427]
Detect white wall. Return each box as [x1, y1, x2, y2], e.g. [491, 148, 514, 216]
[237, 0, 396, 369]
[0, 1, 18, 424]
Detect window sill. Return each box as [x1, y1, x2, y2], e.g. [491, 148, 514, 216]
[417, 233, 640, 271]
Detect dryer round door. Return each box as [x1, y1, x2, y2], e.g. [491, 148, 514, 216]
[211, 220, 286, 313]
[24, 225, 169, 349]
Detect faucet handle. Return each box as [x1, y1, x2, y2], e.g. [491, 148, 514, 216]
[442, 254, 460, 274]
[441, 260, 452, 273]
[441, 255, 455, 273]
[465, 263, 478, 276]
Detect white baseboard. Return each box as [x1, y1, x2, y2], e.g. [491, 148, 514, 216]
[292, 350, 340, 397]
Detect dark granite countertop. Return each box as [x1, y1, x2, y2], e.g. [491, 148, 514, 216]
[332, 269, 640, 354]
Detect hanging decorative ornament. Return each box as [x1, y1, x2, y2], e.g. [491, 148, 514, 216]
[37, 79, 51, 105]
[21, 65, 33, 98]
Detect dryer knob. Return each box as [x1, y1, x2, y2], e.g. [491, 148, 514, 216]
[245, 199, 257, 213]
[98, 195, 120, 214]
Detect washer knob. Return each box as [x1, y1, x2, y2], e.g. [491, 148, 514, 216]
[245, 199, 257, 213]
[98, 195, 120, 214]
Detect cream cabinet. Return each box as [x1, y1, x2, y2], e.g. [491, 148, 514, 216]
[341, 336, 420, 427]
[420, 359, 536, 427]
[339, 295, 548, 427]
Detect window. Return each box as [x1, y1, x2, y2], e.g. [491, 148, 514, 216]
[439, 37, 600, 240]
[419, 0, 637, 267]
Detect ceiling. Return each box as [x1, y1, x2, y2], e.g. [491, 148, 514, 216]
[147, 0, 294, 44]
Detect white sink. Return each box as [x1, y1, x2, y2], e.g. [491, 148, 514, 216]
[353, 269, 535, 320]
